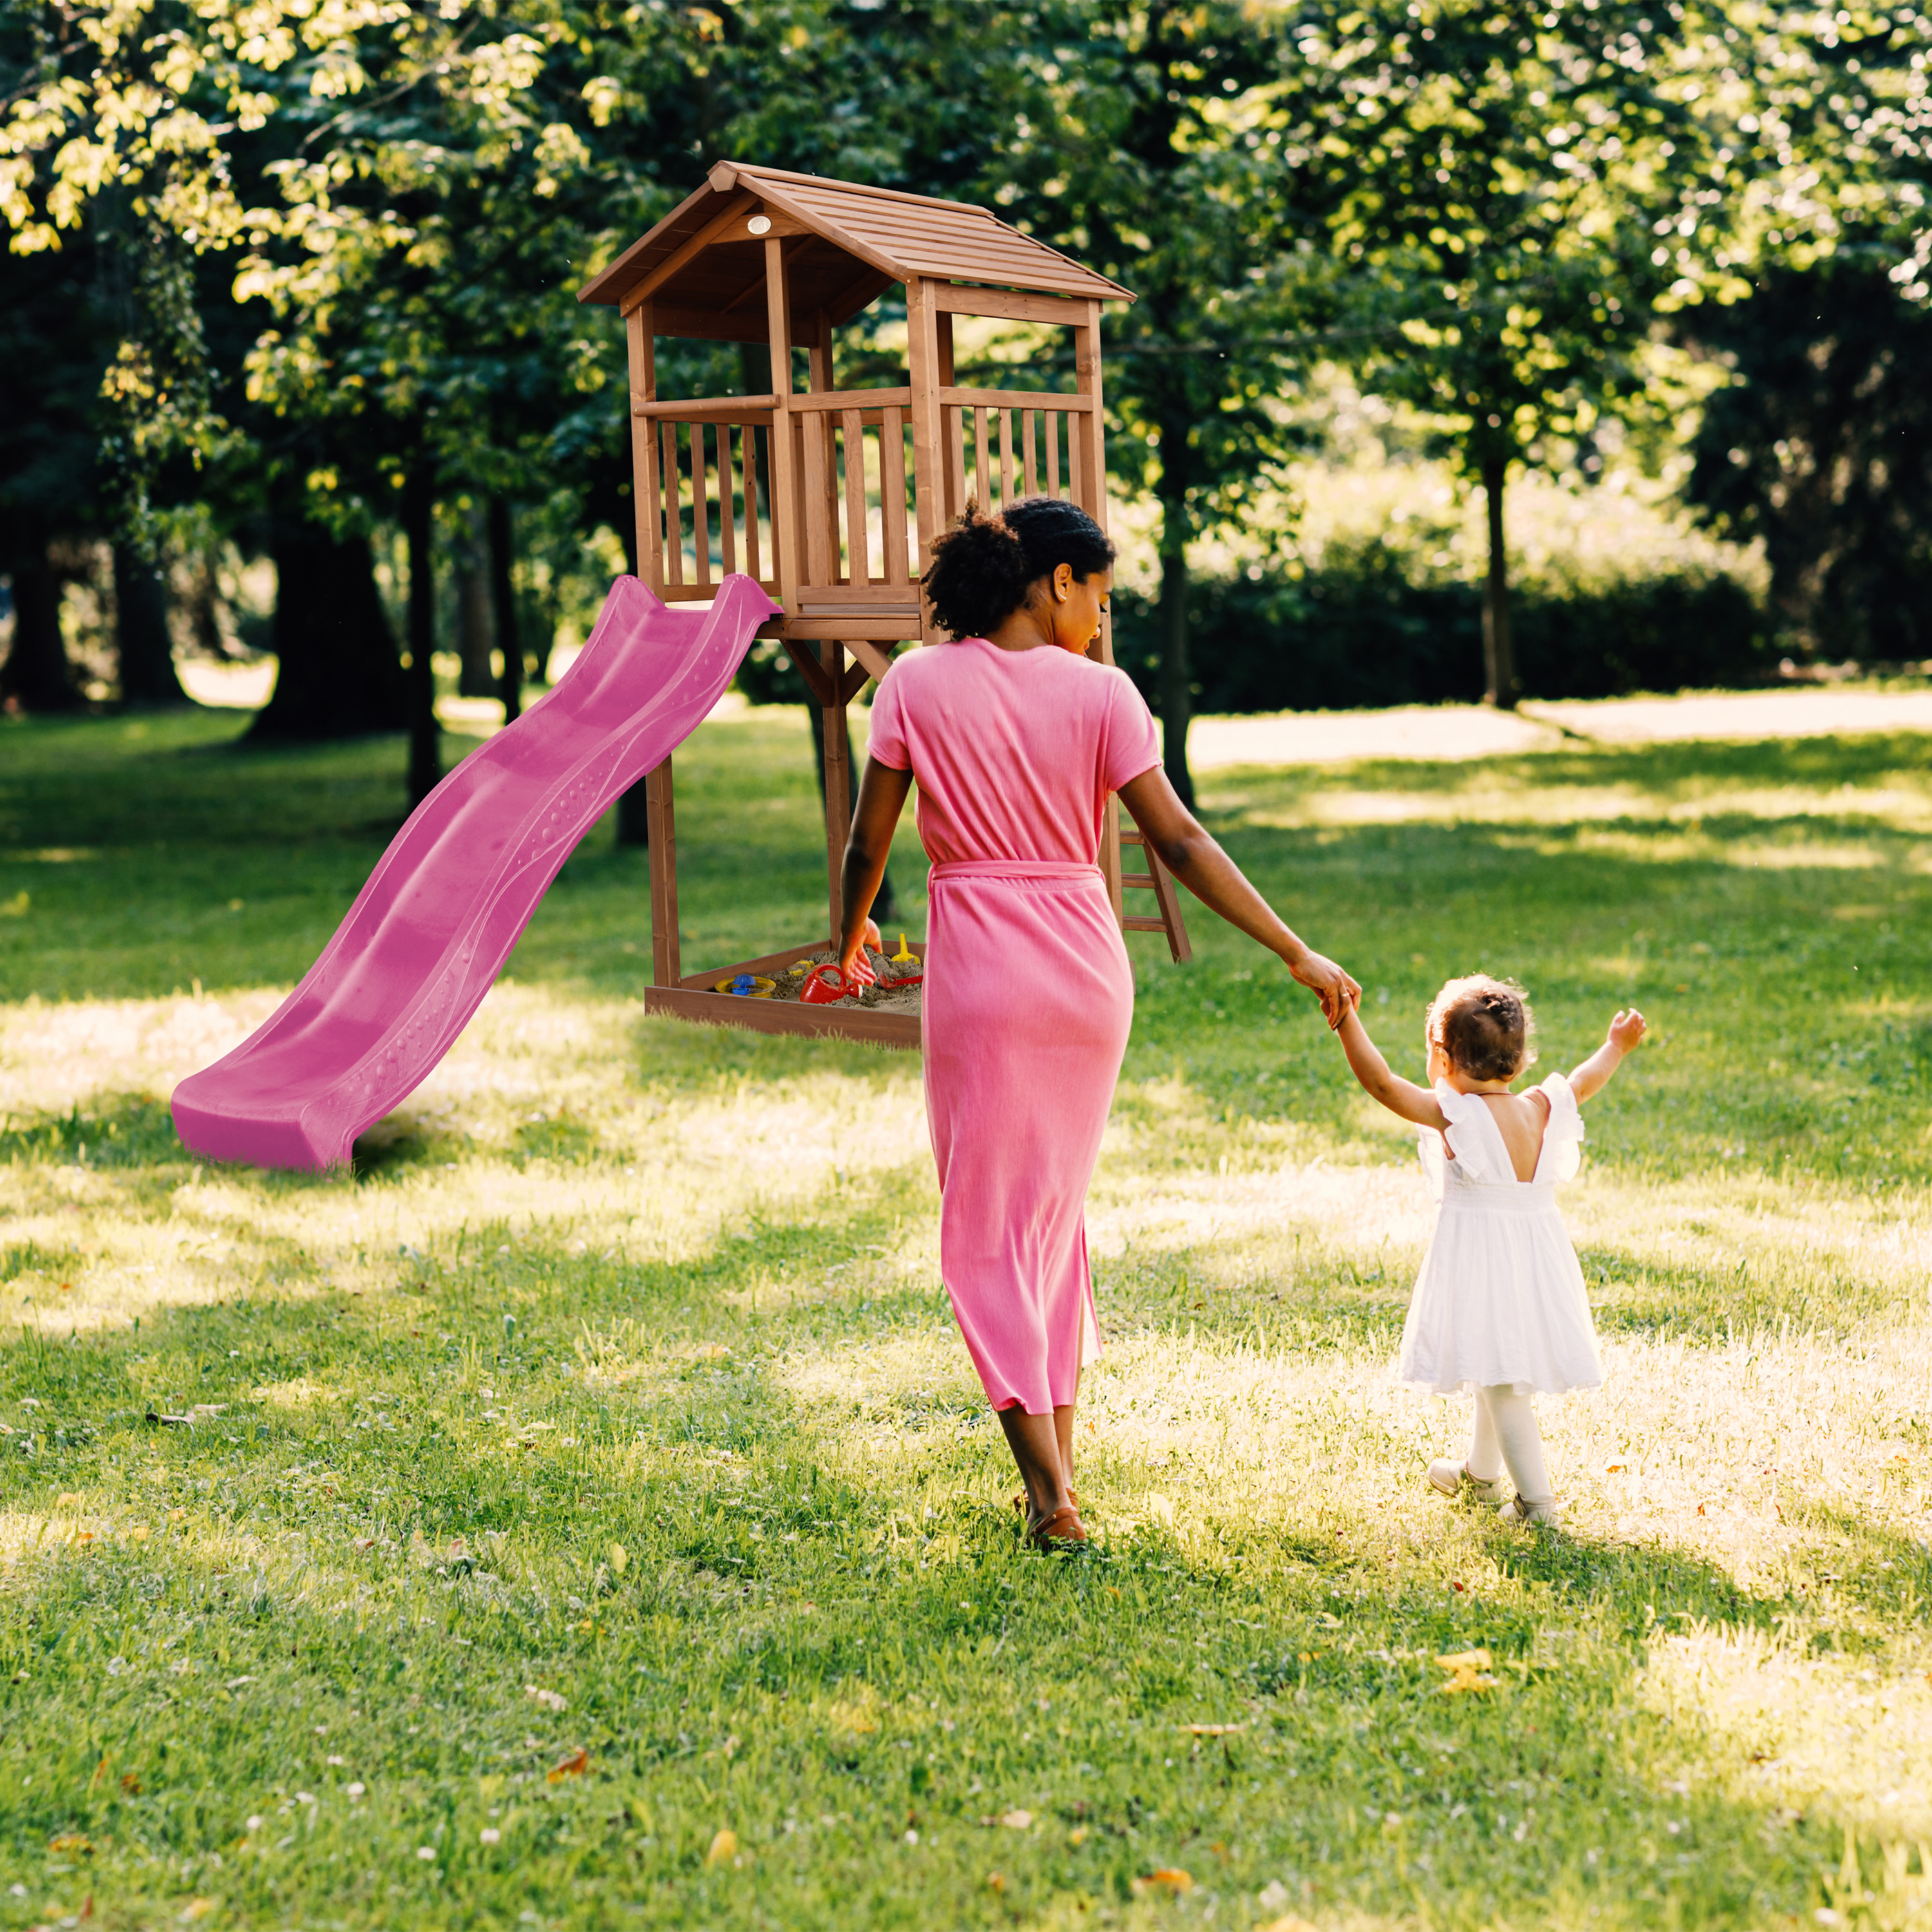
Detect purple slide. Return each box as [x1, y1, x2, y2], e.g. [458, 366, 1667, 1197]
[172, 574, 781, 1171]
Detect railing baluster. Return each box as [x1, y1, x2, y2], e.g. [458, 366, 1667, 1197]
[661, 421, 683, 587]
[882, 406, 908, 585]
[719, 424, 738, 580]
[1023, 410, 1039, 498]
[842, 409, 868, 584]
[1066, 406, 1083, 504]
[999, 408, 1016, 508]
[744, 424, 762, 582]
[1045, 410, 1061, 499]
[973, 406, 990, 510]
[949, 405, 967, 523]
[692, 421, 712, 587]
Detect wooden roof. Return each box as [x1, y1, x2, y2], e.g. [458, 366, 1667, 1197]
[578, 161, 1132, 333]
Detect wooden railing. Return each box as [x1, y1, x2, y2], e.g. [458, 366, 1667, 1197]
[940, 389, 1095, 522]
[636, 397, 779, 599]
[635, 384, 1097, 623]
[790, 389, 915, 598]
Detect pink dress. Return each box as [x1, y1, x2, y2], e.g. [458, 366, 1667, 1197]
[866, 638, 1160, 1415]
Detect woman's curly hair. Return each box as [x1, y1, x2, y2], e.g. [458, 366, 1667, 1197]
[1426, 974, 1537, 1083]
[921, 497, 1116, 639]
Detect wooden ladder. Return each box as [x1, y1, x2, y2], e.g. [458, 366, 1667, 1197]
[1119, 828, 1192, 963]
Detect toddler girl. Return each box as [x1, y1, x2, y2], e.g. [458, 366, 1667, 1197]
[1332, 974, 1646, 1525]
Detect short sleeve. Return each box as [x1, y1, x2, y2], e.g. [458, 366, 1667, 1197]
[864, 664, 911, 770]
[1101, 668, 1160, 793]
[1537, 1071, 1586, 1183]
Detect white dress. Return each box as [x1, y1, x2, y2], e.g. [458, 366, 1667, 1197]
[1397, 1072, 1604, 1397]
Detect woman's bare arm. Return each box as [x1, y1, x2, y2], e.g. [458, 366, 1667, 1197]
[837, 757, 914, 981]
[1116, 765, 1361, 1027]
[1335, 1006, 1448, 1130]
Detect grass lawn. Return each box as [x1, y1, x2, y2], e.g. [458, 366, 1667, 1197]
[1, 699, 1929, 1931]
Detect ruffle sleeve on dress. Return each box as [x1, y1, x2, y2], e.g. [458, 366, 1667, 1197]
[1432, 1079, 1511, 1182]
[1537, 1070, 1586, 1182]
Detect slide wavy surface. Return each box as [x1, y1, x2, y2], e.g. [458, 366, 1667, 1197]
[172, 574, 781, 1171]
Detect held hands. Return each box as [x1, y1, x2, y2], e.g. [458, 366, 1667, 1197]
[1287, 949, 1363, 1030]
[1607, 1007, 1648, 1054]
[838, 918, 884, 988]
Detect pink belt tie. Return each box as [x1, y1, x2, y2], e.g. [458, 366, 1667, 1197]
[929, 860, 1104, 885]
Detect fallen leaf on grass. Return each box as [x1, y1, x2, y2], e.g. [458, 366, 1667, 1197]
[1069, 1827, 1090, 1846]
[1132, 1869, 1193, 1897]
[48, 1834, 93, 1853]
[120, 1774, 142, 1795]
[525, 1685, 567, 1712]
[984, 1873, 1005, 1893]
[705, 1828, 737, 1866]
[1182, 1723, 1245, 1737]
[56, 1492, 81, 1508]
[1435, 1648, 1498, 1694]
[179, 1901, 215, 1922]
[547, 1749, 589, 1784]
[608, 1542, 629, 1577]
[998, 1810, 1032, 1830]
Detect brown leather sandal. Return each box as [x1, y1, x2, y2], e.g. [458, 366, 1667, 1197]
[1025, 1504, 1089, 1549]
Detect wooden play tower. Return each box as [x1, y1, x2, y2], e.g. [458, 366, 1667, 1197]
[578, 160, 1191, 1046]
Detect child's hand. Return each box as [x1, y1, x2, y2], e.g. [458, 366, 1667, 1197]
[1607, 1007, 1647, 1053]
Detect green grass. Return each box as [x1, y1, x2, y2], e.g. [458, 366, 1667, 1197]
[2, 701, 1931, 1931]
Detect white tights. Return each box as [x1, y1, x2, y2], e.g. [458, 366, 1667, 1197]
[1466, 1385, 1553, 1509]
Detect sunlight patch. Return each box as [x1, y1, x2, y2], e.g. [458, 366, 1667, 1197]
[1641, 1625, 1932, 1837]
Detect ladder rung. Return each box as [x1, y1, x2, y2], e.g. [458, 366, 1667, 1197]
[1123, 916, 1169, 932]
[1122, 872, 1157, 889]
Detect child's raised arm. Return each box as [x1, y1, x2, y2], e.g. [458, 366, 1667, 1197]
[1569, 1008, 1647, 1103]
[1334, 1005, 1448, 1131]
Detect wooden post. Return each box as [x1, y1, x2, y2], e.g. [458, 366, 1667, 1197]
[763, 236, 800, 610]
[905, 276, 945, 642]
[820, 639, 851, 945]
[1073, 300, 1124, 919]
[627, 303, 661, 589]
[645, 757, 680, 986]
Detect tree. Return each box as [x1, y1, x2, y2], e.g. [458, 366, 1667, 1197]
[999, 0, 1314, 804]
[1685, 257, 1932, 658]
[1266, 0, 1743, 708]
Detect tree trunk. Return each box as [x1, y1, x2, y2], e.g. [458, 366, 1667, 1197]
[251, 516, 406, 740]
[490, 496, 522, 725]
[811, 704, 895, 922]
[1, 549, 83, 712]
[113, 543, 189, 706]
[1481, 454, 1517, 710]
[455, 500, 495, 698]
[1156, 438, 1195, 808]
[404, 484, 441, 808]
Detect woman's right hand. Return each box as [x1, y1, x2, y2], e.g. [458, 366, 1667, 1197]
[1285, 947, 1361, 1030]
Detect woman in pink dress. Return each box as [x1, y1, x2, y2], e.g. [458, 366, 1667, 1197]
[837, 500, 1358, 1548]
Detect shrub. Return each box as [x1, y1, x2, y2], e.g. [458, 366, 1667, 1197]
[1110, 544, 1774, 712]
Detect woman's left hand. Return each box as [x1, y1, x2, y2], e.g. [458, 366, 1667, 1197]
[840, 919, 883, 987]
[1287, 948, 1361, 1029]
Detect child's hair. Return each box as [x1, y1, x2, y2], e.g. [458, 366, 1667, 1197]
[921, 497, 1116, 639]
[1426, 974, 1537, 1083]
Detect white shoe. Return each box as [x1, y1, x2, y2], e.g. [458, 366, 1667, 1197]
[1500, 1493, 1560, 1526]
[1428, 1459, 1511, 1506]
